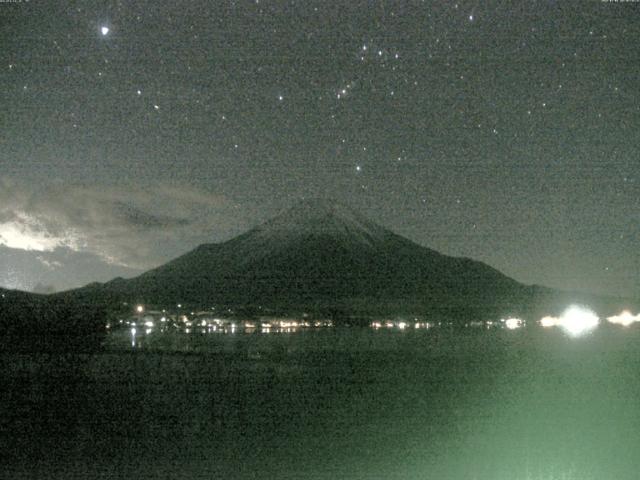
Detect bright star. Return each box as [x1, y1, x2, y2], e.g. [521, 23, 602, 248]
[101, 26, 109, 36]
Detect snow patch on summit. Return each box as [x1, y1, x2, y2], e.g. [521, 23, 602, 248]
[248, 199, 389, 248]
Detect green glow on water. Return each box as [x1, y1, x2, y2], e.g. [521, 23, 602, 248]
[6, 326, 640, 479]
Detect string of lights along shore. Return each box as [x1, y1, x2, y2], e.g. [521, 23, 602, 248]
[1, 1, 638, 298]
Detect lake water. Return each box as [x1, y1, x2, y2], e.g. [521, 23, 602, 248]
[4, 325, 640, 479]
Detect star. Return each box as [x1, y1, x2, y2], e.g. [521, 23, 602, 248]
[101, 26, 109, 36]
[356, 165, 362, 172]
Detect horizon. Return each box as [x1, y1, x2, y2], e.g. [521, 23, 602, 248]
[3, 198, 635, 303]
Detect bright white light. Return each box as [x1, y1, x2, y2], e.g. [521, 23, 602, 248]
[397, 322, 407, 329]
[144, 320, 154, 327]
[607, 311, 640, 327]
[504, 318, 522, 330]
[136, 305, 144, 313]
[101, 26, 109, 36]
[0, 213, 79, 252]
[558, 305, 599, 337]
[540, 316, 557, 328]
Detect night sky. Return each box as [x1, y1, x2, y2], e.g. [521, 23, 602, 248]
[1, 0, 638, 298]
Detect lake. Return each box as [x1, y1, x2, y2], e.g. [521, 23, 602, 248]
[3, 324, 640, 479]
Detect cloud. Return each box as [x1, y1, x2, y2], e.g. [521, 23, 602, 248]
[36, 255, 63, 269]
[0, 244, 142, 292]
[112, 201, 190, 229]
[0, 177, 236, 269]
[0, 212, 74, 251]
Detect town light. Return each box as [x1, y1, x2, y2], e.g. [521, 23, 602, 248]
[607, 311, 640, 327]
[540, 316, 557, 328]
[504, 317, 522, 330]
[558, 305, 599, 337]
[136, 305, 144, 314]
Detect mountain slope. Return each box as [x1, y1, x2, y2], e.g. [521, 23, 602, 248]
[55, 199, 636, 321]
[61, 200, 536, 318]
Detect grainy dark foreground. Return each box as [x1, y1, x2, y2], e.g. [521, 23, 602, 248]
[3, 327, 640, 479]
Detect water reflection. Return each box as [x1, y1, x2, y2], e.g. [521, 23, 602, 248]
[98, 323, 640, 480]
[125, 318, 340, 346]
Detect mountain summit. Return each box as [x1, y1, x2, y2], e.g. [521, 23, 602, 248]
[241, 199, 391, 251]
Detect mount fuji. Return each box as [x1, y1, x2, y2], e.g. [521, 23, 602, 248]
[54, 199, 631, 321]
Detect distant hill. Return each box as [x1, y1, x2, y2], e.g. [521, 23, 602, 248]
[53, 199, 636, 322]
[0, 287, 105, 351]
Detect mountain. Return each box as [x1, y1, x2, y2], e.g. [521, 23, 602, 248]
[57, 199, 633, 321]
[0, 287, 106, 351]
